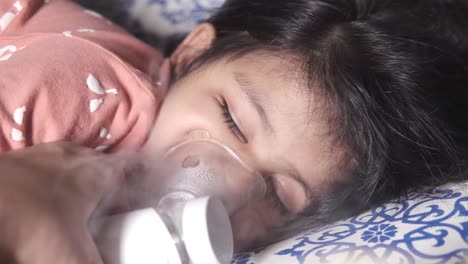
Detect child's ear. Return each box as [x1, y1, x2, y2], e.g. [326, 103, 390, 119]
[170, 23, 216, 76]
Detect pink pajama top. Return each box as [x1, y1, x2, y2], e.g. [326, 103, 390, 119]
[0, 0, 169, 152]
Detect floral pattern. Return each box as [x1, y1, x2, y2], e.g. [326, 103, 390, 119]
[361, 224, 398, 243]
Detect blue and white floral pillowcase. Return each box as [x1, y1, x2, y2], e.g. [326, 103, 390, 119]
[125, 0, 224, 36]
[234, 183, 468, 264]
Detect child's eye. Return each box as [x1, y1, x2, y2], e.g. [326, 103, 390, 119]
[220, 99, 248, 144]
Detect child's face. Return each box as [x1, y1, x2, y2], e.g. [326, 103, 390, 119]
[143, 53, 346, 250]
[142, 24, 347, 250]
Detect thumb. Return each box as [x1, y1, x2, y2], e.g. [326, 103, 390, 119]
[66, 153, 134, 218]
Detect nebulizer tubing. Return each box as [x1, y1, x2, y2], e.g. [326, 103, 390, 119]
[92, 131, 266, 264]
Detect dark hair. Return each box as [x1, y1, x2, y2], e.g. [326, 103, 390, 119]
[188, 0, 468, 240]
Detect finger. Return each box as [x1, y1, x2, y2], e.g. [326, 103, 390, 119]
[6, 141, 101, 169]
[65, 154, 134, 216]
[58, 141, 103, 160]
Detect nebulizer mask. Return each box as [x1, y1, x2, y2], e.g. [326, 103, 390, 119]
[93, 131, 266, 264]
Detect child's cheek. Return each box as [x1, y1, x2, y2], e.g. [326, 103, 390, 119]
[230, 199, 287, 252]
[274, 175, 308, 214]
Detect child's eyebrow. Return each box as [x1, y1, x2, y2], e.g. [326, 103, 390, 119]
[233, 72, 275, 136]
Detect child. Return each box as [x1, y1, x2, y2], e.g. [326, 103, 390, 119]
[1, 0, 468, 251]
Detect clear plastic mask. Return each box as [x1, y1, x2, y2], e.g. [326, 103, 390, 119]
[128, 133, 266, 214]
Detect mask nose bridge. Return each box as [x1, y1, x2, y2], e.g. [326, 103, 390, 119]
[189, 129, 211, 140]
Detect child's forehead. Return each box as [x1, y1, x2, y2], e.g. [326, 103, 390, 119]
[224, 53, 320, 120]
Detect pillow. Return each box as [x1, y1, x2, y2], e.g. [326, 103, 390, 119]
[125, 0, 224, 36]
[76, 0, 224, 50]
[233, 183, 468, 264]
[127, 0, 225, 52]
